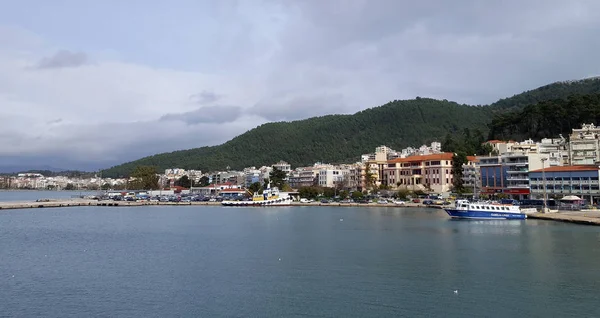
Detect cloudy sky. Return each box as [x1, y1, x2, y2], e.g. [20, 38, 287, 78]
[1, 0, 599, 171]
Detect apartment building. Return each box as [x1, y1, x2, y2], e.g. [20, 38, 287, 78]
[529, 165, 600, 203]
[317, 167, 350, 188]
[568, 123, 600, 165]
[288, 167, 317, 188]
[272, 160, 292, 175]
[478, 152, 549, 199]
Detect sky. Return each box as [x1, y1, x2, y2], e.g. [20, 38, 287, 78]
[1, 0, 600, 171]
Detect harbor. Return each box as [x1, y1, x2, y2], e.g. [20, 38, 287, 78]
[3, 198, 600, 226]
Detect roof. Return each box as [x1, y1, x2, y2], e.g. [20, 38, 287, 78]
[220, 189, 246, 192]
[387, 153, 478, 164]
[388, 153, 454, 163]
[529, 165, 599, 173]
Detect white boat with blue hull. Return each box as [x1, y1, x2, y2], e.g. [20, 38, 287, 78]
[445, 200, 529, 220]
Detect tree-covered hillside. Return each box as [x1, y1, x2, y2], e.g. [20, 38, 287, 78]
[488, 93, 600, 141]
[101, 98, 490, 177]
[489, 77, 600, 111]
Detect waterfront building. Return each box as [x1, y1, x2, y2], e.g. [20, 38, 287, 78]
[529, 165, 600, 204]
[243, 168, 261, 187]
[461, 159, 480, 196]
[347, 163, 365, 192]
[478, 152, 549, 199]
[382, 153, 472, 194]
[193, 182, 241, 196]
[317, 167, 350, 189]
[568, 123, 600, 165]
[288, 167, 318, 189]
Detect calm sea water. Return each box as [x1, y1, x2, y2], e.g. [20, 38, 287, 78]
[2, 206, 600, 317]
[0, 190, 98, 202]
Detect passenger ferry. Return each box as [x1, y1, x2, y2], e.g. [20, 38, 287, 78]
[221, 182, 292, 207]
[444, 199, 529, 220]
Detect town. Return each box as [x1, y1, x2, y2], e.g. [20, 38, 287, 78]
[2, 123, 600, 207]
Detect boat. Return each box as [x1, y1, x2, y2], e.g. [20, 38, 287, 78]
[444, 199, 527, 220]
[221, 182, 292, 207]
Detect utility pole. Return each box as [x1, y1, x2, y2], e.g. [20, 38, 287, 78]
[541, 157, 548, 213]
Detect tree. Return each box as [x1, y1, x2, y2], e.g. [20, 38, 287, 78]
[129, 166, 160, 190]
[339, 190, 349, 199]
[299, 186, 321, 199]
[101, 183, 111, 190]
[322, 187, 336, 198]
[365, 165, 377, 190]
[396, 189, 409, 200]
[176, 175, 191, 188]
[351, 191, 364, 200]
[198, 176, 210, 187]
[248, 182, 262, 194]
[268, 167, 288, 189]
[65, 183, 75, 190]
[452, 152, 468, 193]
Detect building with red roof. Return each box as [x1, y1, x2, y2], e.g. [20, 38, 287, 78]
[382, 152, 476, 193]
[529, 165, 600, 203]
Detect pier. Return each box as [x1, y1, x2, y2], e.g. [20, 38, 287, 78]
[528, 211, 600, 226]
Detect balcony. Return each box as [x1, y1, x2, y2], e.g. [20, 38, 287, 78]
[507, 176, 529, 181]
[506, 169, 528, 174]
[504, 161, 528, 167]
[506, 184, 530, 189]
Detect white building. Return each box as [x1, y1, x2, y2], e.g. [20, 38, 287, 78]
[568, 123, 600, 165]
[318, 167, 350, 188]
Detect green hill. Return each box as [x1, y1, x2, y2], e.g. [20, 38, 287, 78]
[489, 77, 600, 111]
[101, 98, 490, 177]
[101, 78, 600, 178]
[488, 93, 600, 141]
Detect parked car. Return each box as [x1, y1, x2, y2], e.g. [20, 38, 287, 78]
[422, 199, 434, 205]
[394, 200, 406, 205]
[412, 198, 420, 203]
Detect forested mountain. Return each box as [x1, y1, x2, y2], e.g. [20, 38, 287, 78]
[489, 77, 600, 111]
[102, 99, 490, 177]
[101, 78, 600, 178]
[488, 93, 600, 141]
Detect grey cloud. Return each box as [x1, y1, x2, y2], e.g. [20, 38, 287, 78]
[160, 105, 243, 124]
[190, 90, 222, 104]
[36, 50, 88, 69]
[249, 94, 350, 121]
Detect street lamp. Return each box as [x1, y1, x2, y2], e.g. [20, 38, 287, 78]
[541, 157, 548, 213]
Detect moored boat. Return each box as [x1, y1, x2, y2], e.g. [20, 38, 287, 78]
[444, 199, 528, 220]
[221, 182, 292, 207]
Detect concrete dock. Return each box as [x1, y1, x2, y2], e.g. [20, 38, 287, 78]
[528, 211, 600, 225]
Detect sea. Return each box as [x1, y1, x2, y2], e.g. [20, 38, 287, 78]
[2, 198, 600, 317]
[0, 190, 98, 202]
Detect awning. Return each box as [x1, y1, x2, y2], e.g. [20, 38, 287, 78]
[560, 195, 582, 201]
